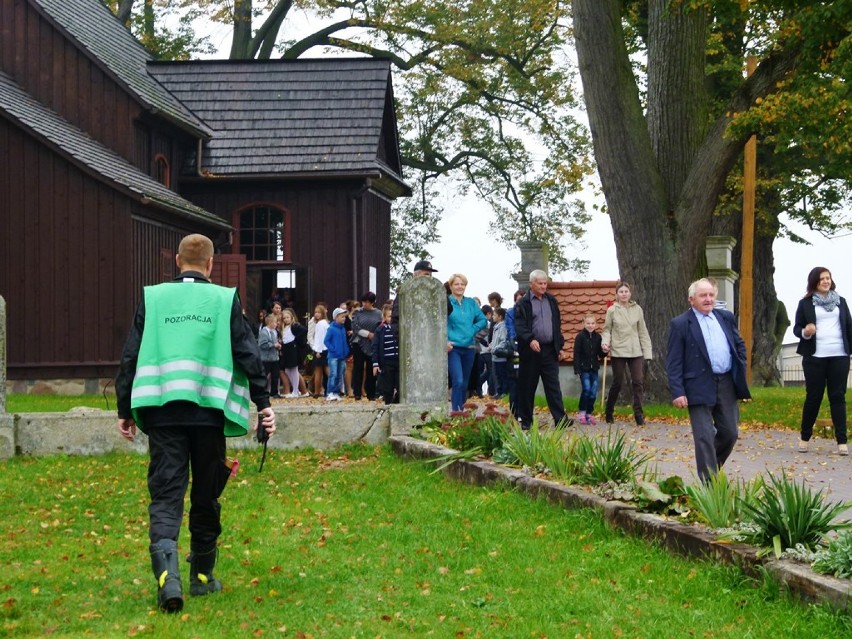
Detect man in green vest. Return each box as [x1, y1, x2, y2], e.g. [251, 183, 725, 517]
[116, 233, 275, 613]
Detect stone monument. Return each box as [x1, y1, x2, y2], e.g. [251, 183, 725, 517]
[705, 236, 739, 312]
[398, 275, 448, 406]
[0, 296, 15, 458]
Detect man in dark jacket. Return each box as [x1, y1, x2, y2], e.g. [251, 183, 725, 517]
[666, 278, 751, 482]
[116, 234, 275, 613]
[513, 269, 569, 429]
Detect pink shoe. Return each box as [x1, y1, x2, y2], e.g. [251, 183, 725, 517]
[587, 414, 597, 425]
[576, 412, 589, 425]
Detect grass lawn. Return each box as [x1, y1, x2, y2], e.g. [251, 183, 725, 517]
[1, 445, 849, 638]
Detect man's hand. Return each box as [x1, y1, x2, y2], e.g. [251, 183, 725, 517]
[118, 418, 137, 441]
[530, 339, 541, 353]
[558, 349, 567, 362]
[256, 407, 276, 439]
[373, 364, 381, 374]
[672, 396, 688, 409]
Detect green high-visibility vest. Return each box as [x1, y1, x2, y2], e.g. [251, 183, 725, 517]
[130, 281, 250, 437]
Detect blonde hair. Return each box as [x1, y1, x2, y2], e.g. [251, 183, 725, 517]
[177, 234, 213, 269]
[281, 308, 298, 325]
[449, 273, 468, 286]
[313, 304, 327, 320]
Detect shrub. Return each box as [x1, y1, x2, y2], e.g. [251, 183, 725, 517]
[736, 472, 852, 556]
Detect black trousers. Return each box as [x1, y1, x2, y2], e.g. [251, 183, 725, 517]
[605, 356, 645, 415]
[377, 360, 400, 404]
[516, 345, 565, 428]
[352, 348, 377, 399]
[800, 355, 850, 444]
[147, 424, 228, 550]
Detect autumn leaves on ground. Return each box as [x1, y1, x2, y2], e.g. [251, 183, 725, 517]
[1, 443, 851, 638]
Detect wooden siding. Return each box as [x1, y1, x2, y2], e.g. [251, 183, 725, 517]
[178, 178, 396, 314]
[0, 118, 133, 379]
[0, 0, 191, 182]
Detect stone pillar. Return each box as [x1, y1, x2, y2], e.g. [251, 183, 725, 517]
[511, 241, 549, 292]
[705, 236, 739, 313]
[398, 276, 448, 406]
[0, 296, 14, 459]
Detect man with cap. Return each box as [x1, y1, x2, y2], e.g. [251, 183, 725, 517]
[391, 259, 448, 336]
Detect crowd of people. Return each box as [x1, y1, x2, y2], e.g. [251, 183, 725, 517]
[115, 233, 850, 614]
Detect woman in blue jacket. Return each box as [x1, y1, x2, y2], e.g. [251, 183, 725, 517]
[447, 273, 488, 411]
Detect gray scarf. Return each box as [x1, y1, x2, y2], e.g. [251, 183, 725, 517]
[812, 290, 840, 313]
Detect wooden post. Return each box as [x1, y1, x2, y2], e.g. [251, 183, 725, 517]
[739, 55, 757, 385]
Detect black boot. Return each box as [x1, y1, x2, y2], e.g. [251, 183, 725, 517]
[188, 546, 223, 596]
[150, 539, 183, 613]
[634, 410, 645, 426]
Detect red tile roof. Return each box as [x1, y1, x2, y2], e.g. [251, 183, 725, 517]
[549, 281, 619, 364]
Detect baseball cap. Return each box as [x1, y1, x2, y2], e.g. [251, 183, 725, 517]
[332, 307, 348, 320]
[413, 259, 438, 273]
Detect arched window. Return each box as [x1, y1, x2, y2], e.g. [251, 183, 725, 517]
[153, 154, 170, 188]
[238, 205, 289, 261]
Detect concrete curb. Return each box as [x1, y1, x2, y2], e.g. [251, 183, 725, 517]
[389, 435, 852, 612]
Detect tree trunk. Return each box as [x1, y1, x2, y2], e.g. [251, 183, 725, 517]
[230, 0, 253, 59]
[573, 0, 800, 400]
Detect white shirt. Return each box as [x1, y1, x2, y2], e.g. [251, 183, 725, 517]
[813, 305, 846, 358]
[312, 319, 329, 352]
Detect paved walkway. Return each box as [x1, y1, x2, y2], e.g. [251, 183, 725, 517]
[573, 418, 852, 511]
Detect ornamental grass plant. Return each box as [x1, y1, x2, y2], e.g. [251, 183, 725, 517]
[686, 470, 765, 529]
[736, 472, 852, 556]
[2, 446, 852, 638]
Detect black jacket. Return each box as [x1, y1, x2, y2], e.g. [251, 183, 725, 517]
[793, 295, 852, 357]
[115, 271, 270, 427]
[573, 329, 604, 374]
[513, 291, 564, 355]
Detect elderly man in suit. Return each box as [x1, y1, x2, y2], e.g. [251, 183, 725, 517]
[666, 278, 751, 481]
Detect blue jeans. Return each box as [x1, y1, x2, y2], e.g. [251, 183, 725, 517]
[327, 357, 346, 396]
[448, 346, 475, 410]
[579, 371, 599, 413]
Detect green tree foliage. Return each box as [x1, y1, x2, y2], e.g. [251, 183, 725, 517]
[106, 0, 594, 283]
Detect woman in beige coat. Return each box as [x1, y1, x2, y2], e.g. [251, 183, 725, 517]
[601, 282, 653, 425]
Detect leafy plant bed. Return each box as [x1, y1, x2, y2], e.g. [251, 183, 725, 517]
[389, 434, 852, 612]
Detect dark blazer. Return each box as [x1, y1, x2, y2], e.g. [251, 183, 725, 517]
[514, 291, 564, 355]
[792, 296, 852, 357]
[666, 307, 751, 405]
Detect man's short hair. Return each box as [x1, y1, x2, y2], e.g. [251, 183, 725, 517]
[529, 269, 548, 283]
[178, 234, 213, 268]
[687, 278, 718, 298]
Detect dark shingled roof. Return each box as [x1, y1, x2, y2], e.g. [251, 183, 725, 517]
[0, 71, 228, 230]
[29, 0, 211, 137]
[148, 59, 407, 186]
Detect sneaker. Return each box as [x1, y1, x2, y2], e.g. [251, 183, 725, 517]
[287, 391, 300, 398]
[798, 440, 808, 453]
[299, 392, 311, 398]
[588, 414, 598, 425]
[576, 411, 588, 425]
[839, 444, 849, 456]
[326, 393, 337, 401]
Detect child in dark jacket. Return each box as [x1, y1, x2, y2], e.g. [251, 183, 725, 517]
[372, 304, 400, 404]
[573, 313, 605, 424]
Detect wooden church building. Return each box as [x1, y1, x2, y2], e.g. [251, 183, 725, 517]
[0, 0, 409, 383]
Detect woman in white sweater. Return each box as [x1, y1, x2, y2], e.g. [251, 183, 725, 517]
[601, 282, 653, 425]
